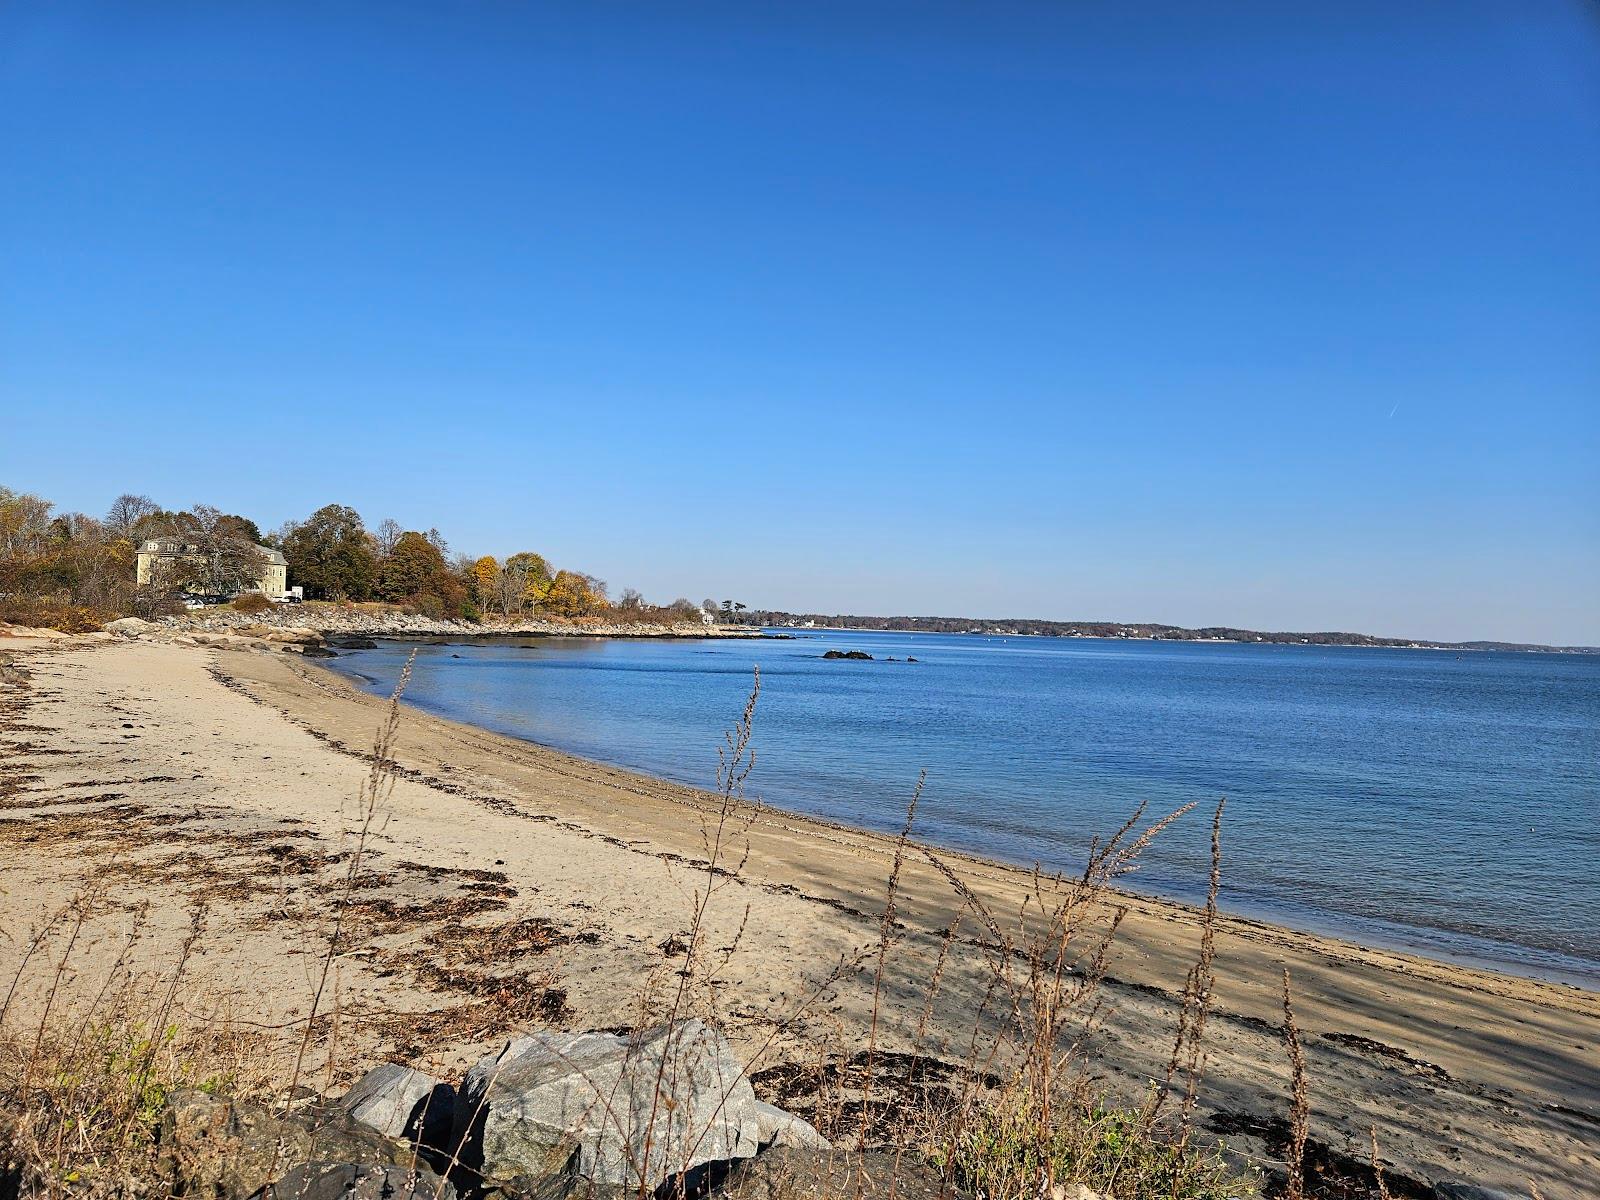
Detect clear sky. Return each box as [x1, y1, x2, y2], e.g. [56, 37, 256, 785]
[2, 2, 1597, 644]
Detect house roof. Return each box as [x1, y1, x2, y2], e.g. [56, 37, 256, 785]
[139, 537, 287, 566]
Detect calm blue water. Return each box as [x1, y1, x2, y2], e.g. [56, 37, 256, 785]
[324, 632, 1600, 985]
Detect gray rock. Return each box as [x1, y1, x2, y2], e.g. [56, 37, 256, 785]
[456, 1020, 762, 1192]
[105, 616, 153, 636]
[254, 1162, 455, 1200]
[158, 1090, 412, 1200]
[339, 1064, 454, 1144]
[751, 1102, 830, 1151]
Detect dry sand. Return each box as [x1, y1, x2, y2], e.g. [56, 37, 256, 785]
[1, 634, 1595, 1197]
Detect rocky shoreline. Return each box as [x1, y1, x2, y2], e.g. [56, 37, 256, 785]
[156, 606, 767, 641]
[0, 610, 766, 656]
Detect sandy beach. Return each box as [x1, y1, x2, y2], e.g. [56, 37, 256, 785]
[1, 633, 1595, 1198]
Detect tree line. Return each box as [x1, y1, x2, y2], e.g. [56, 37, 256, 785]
[1, 485, 719, 629]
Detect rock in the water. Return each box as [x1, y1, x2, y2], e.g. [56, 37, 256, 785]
[715, 1148, 949, 1200]
[821, 650, 873, 661]
[332, 637, 380, 649]
[104, 616, 153, 636]
[339, 1064, 454, 1144]
[750, 1102, 829, 1151]
[254, 1162, 455, 1200]
[456, 1020, 762, 1192]
[158, 1090, 412, 1200]
[266, 627, 323, 645]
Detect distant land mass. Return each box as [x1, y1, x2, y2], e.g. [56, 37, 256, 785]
[744, 611, 1598, 654]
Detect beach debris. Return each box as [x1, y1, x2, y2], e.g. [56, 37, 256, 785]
[455, 1020, 798, 1191]
[338, 1063, 455, 1143]
[252, 1162, 456, 1200]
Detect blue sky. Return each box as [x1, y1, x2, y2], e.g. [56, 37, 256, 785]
[2, 2, 1597, 643]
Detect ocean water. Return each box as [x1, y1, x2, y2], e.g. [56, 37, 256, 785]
[323, 631, 1600, 985]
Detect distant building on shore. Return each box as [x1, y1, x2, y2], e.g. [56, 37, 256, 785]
[136, 537, 289, 599]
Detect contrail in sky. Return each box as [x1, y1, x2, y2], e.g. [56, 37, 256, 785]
[1388, 402, 1400, 419]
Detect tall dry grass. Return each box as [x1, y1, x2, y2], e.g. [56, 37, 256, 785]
[0, 894, 272, 1197]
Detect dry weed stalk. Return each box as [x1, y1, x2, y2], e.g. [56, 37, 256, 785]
[858, 771, 924, 1150]
[1161, 798, 1225, 1140]
[921, 797, 1250, 1200]
[1282, 968, 1310, 1200]
[1368, 1125, 1394, 1200]
[284, 652, 413, 1106]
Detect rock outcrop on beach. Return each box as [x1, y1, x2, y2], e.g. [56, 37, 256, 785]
[157, 1090, 419, 1200]
[451, 1020, 823, 1192]
[149, 1024, 835, 1200]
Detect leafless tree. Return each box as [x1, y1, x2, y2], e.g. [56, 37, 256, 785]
[496, 560, 529, 618]
[103, 493, 160, 541]
[374, 518, 403, 559]
[0, 486, 54, 564]
[159, 505, 268, 596]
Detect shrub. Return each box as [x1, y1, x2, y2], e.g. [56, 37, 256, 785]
[935, 1093, 1249, 1200]
[0, 596, 116, 633]
[129, 588, 187, 621]
[231, 593, 273, 615]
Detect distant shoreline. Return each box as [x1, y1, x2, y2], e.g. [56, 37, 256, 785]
[752, 612, 1598, 654]
[796, 625, 1463, 651]
[144, 601, 1597, 654]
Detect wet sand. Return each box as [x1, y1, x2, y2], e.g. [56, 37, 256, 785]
[1, 634, 1595, 1197]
